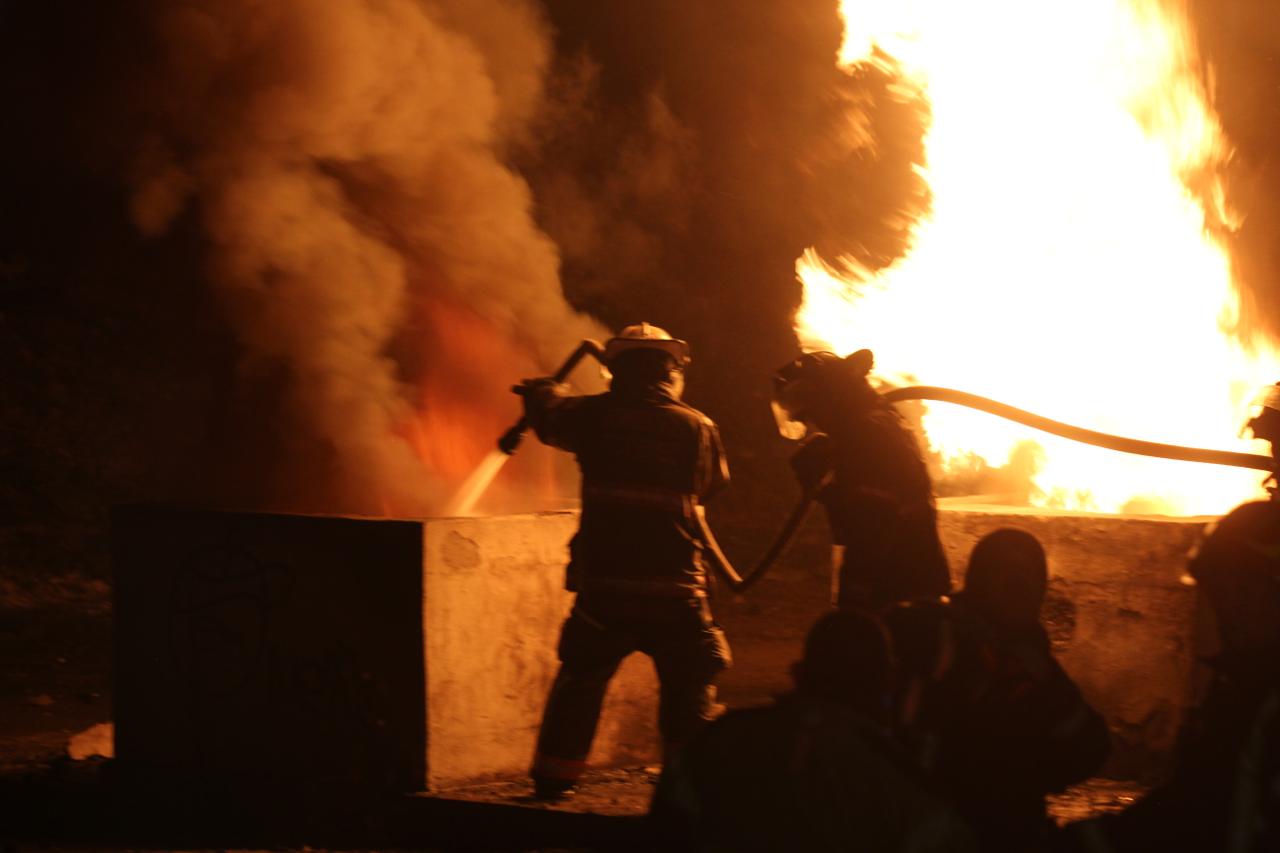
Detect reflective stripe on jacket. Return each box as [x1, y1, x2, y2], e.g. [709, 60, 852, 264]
[525, 381, 728, 595]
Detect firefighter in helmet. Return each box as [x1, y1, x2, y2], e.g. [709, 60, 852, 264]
[520, 323, 732, 799]
[1070, 499, 1280, 850]
[1245, 382, 1280, 498]
[771, 348, 951, 608]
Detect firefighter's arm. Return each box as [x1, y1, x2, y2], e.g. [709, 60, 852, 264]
[519, 378, 586, 452]
[702, 421, 731, 501]
[790, 432, 834, 493]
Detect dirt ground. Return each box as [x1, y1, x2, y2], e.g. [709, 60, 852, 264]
[436, 765, 1144, 824]
[0, 569, 112, 776]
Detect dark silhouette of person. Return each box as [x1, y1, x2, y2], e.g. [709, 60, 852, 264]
[650, 609, 976, 852]
[1070, 500, 1280, 851]
[771, 349, 950, 608]
[889, 528, 1109, 849]
[521, 323, 732, 799]
[1245, 382, 1280, 498]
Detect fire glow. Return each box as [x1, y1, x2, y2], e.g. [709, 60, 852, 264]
[797, 0, 1278, 515]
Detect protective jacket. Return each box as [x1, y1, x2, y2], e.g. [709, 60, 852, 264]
[793, 399, 950, 606]
[524, 376, 729, 597]
[525, 370, 733, 791]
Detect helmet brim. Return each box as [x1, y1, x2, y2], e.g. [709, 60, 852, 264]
[603, 337, 690, 365]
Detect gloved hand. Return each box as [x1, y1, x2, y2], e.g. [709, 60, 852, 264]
[513, 376, 559, 397]
[790, 431, 834, 493]
[515, 377, 568, 421]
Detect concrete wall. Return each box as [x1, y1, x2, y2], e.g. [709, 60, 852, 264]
[112, 506, 427, 791]
[421, 513, 657, 788]
[113, 506, 658, 792]
[717, 506, 1212, 775]
[113, 503, 1210, 789]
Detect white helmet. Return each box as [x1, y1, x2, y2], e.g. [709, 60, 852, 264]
[602, 322, 690, 366]
[1246, 382, 1280, 444]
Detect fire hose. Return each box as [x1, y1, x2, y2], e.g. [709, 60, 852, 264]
[498, 342, 1275, 594]
[881, 386, 1275, 472]
[699, 385, 1276, 594]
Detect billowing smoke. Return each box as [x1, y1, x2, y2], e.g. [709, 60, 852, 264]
[111, 0, 602, 515]
[6, 0, 910, 551]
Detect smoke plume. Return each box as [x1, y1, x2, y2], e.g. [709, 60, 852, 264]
[113, 0, 602, 515]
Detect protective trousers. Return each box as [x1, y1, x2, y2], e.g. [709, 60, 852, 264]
[530, 593, 731, 786]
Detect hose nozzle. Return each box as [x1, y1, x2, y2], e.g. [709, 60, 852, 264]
[498, 423, 527, 456]
[496, 338, 604, 456]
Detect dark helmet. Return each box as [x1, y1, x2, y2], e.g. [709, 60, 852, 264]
[1245, 382, 1280, 444]
[771, 348, 875, 438]
[1188, 501, 1280, 591]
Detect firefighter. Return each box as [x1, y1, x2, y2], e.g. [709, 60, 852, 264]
[1245, 382, 1280, 497]
[521, 323, 732, 800]
[1068, 500, 1280, 851]
[771, 349, 951, 608]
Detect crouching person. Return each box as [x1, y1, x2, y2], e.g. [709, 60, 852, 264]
[650, 609, 975, 852]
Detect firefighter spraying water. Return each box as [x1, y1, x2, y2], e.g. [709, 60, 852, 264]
[513, 323, 733, 799]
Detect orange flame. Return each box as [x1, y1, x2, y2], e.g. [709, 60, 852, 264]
[399, 299, 572, 516]
[797, 0, 1278, 515]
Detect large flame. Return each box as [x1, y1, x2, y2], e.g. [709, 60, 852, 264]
[797, 0, 1278, 515]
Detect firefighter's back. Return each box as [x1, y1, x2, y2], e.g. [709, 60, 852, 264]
[568, 389, 724, 595]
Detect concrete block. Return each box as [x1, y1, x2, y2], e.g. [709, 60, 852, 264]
[112, 506, 658, 792]
[113, 503, 1208, 787]
[420, 513, 658, 787]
